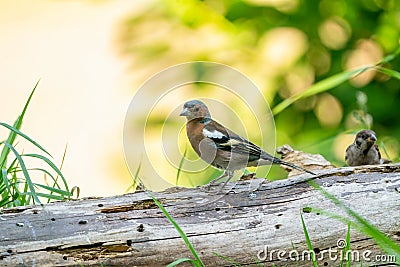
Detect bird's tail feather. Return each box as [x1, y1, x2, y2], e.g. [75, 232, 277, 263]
[264, 154, 316, 175]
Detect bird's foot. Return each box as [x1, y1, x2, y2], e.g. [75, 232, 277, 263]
[199, 183, 212, 192]
[240, 172, 256, 180]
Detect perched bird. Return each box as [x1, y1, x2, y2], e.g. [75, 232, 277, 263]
[179, 100, 315, 188]
[345, 129, 390, 166]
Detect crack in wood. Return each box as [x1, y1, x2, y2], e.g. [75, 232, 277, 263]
[97, 199, 162, 213]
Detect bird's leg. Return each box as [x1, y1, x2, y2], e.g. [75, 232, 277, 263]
[200, 171, 228, 191]
[217, 170, 235, 193]
[208, 170, 228, 185]
[202, 170, 237, 193]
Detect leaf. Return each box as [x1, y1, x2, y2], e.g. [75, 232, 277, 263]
[148, 191, 205, 267]
[126, 163, 141, 193]
[212, 252, 241, 266]
[33, 192, 68, 201]
[23, 154, 70, 194]
[3, 142, 40, 204]
[0, 195, 12, 207]
[300, 211, 318, 267]
[378, 46, 400, 64]
[375, 66, 400, 80]
[345, 223, 351, 267]
[0, 123, 52, 157]
[166, 258, 194, 267]
[308, 180, 400, 263]
[1, 168, 12, 195]
[0, 80, 40, 167]
[176, 146, 187, 186]
[33, 183, 70, 196]
[272, 67, 370, 115]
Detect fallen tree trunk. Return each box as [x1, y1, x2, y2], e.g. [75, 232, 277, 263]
[1, 164, 399, 266]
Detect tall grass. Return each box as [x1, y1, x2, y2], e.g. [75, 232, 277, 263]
[0, 81, 71, 208]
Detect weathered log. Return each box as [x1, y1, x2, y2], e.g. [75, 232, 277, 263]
[1, 164, 399, 267]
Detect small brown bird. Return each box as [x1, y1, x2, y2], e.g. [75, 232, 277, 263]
[179, 100, 315, 188]
[345, 129, 389, 166]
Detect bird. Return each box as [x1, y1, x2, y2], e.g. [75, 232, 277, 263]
[179, 100, 316, 189]
[345, 129, 390, 166]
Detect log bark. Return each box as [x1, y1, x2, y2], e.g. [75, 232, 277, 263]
[1, 164, 399, 267]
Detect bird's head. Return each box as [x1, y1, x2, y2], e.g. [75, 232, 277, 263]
[354, 129, 377, 150]
[179, 100, 211, 121]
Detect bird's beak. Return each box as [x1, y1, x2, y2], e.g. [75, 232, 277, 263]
[367, 134, 377, 142]
[179, 108, 189, 117]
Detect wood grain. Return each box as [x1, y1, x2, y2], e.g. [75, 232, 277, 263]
[1, 164, 399, 266]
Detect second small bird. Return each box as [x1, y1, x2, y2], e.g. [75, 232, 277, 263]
[345, 129, 390, 166]
[179, 100, 315, 188]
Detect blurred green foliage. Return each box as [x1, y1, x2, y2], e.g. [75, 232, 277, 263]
[120, 0, 400, 185]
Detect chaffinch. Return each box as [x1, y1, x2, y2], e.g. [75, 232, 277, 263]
[179, 100, 315, 188]
[345, 129, 390, 166]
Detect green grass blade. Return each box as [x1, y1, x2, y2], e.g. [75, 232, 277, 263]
[52, 143, 67, 189]
[0, 168, 19, 208]
[47, 144, 68, 203]
[126, 163, 141, 192]
[23, 153, 70, 194]
[0, 195, 12, 207]
[378, 141, 391, 159]
[148, 191, 205, 267]
[378, 46, 400, 64]
[176, 147, 187, 186]
[0, 142, 8, 169]
[272, 46, 400, 116]
[33, 192, 68, 201]
[15, 167, 58, 186]
[7, 156, 19, 173]
[0, 183, 6, 194]
[34, 168, 62, 190]
[272, 67, 370, 115]
[300, 211, 318, 267]
[166, 258, 195, 267]
[305, 207, 354, 232]
[345, 223, 351, 267]
[21, 178, 29, 206]
[34, 183, 70, 196]
[1, 168, 12, 195]
[3, 142, 40, 204]
[0, 80, 40, 167]
[340, 223, 351, 267]
[375, 66, 400, 80]
[212, 252, 241, 266]
[308, 180, 400, 263]
[16, 79, 40, 130]
[0, 123, 52, 157]
[291, 241, 299, 267]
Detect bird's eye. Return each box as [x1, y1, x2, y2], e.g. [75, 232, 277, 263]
[194, 107, 199, 112]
